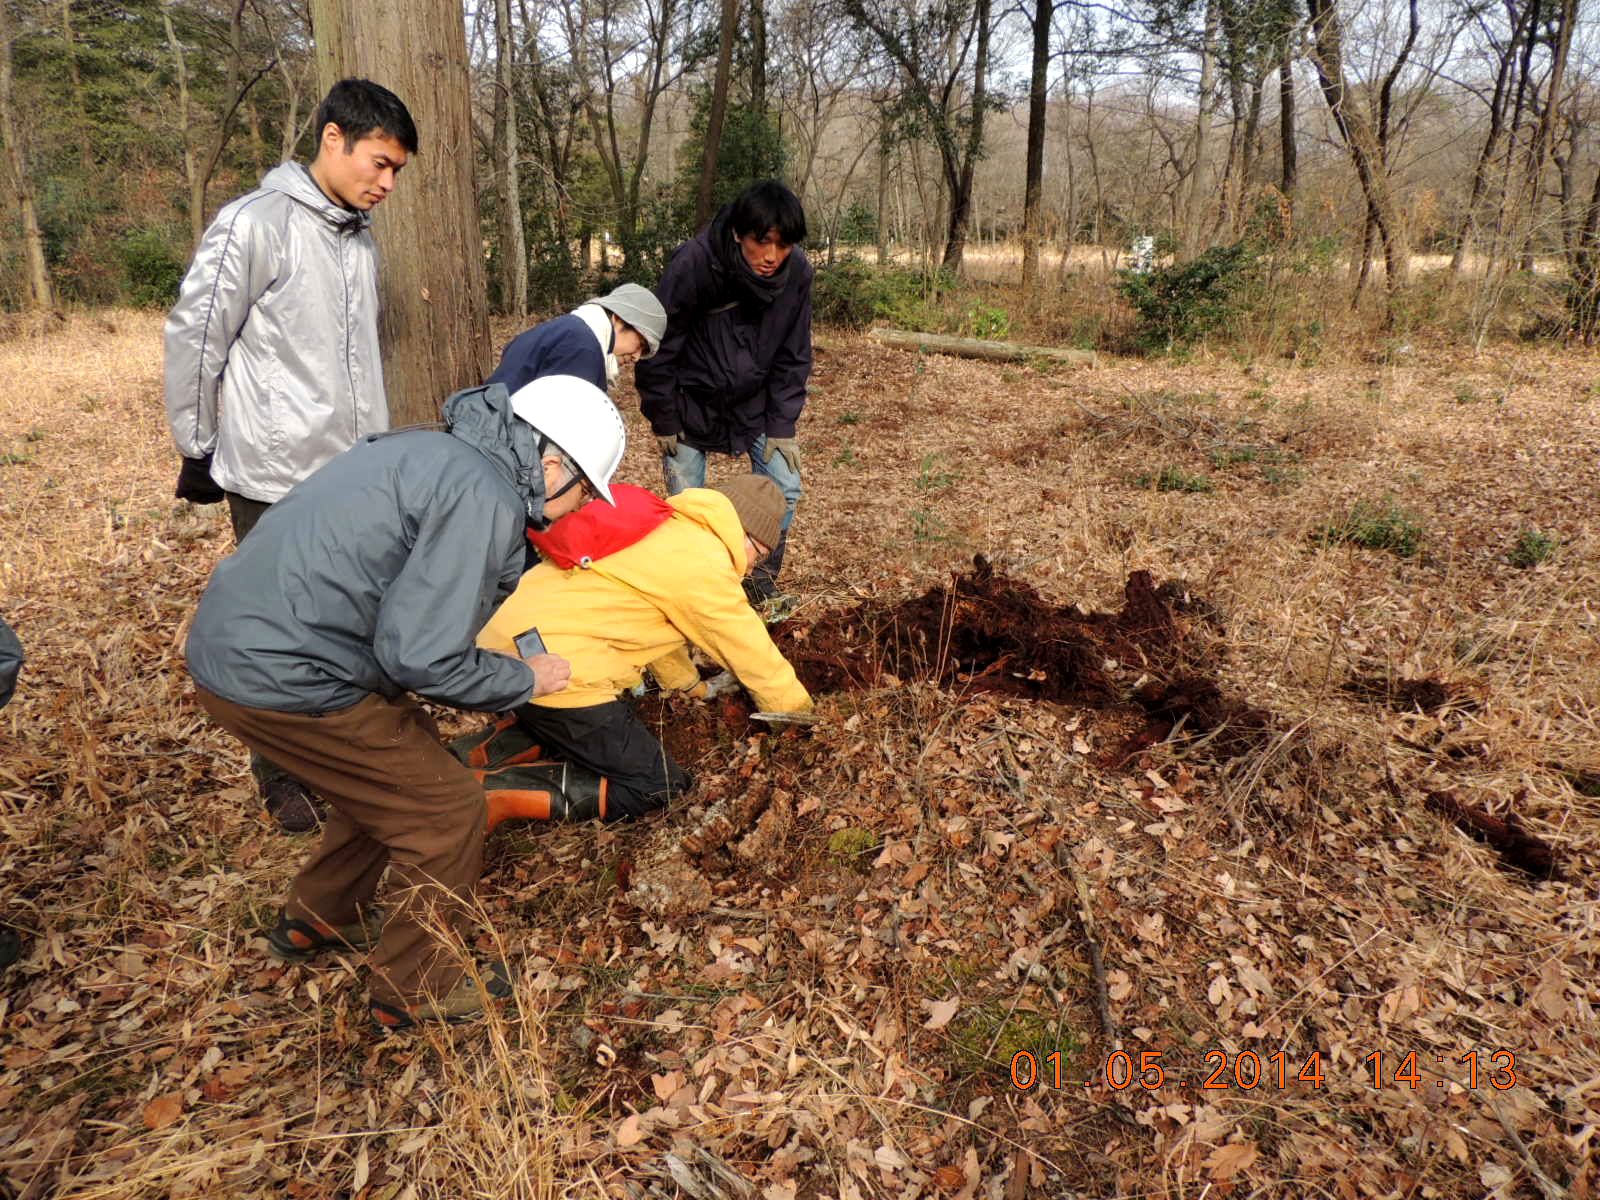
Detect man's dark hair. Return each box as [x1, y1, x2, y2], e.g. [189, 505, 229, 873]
[728, 180, 807, 245]
[314, 78, 419, 154]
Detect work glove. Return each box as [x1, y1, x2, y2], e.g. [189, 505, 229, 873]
[684, 671, 740, 701]
[656, 434, 678, 457]
[175, 453, 225, 504]
[763, 437, 800, 476]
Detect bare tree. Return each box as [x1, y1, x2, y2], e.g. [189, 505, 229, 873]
[565, 0, 700, 263]
[165, 1, 278, 248]
[0, 0, 53, 308]
[1021, 0, 1051, 289]
[496, 0, 529, 315]
[844, 0, 997, 271]
[1304, 0, 1412, 309]
[696, 0, 739, 226]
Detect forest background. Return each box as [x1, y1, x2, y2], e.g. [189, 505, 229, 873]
[2, 0, 1599, 353]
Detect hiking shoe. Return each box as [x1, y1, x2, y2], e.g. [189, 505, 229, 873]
[265, 909, 385, 963]
[448, 714, 544, 770]
[370, 961, 513, 1032]
[263, 777, 324, 833]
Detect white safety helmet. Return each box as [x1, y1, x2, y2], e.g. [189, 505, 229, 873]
[508, 375, 627, 505]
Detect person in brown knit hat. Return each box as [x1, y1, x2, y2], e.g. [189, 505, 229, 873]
[458, 475, 812, 827]
[712, 474, 786, 569]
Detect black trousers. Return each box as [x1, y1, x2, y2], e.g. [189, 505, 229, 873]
[514, 699, 692, 819]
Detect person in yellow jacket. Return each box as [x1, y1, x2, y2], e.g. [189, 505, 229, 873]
[461, 475, 812, 825]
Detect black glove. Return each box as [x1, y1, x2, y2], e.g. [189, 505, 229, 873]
[175, 454, 225, 504]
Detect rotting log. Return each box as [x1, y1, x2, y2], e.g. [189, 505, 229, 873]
[867, 327, 1096, 366]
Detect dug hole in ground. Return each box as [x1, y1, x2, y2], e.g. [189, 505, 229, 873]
[0, 311, 1597, 1198]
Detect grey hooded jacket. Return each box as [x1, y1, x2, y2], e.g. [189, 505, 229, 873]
[164, 162, 387, 504]
[186, 385, 545, 715]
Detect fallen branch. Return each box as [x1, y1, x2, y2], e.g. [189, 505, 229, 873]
[868, 327, 1097, 365]
[1055, 842, 1120, 1051]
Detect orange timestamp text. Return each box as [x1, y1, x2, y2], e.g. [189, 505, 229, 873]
[1008, 1048, 1521, 1092]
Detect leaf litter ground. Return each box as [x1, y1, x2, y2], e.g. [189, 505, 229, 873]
[1, 313, 1598, 1199]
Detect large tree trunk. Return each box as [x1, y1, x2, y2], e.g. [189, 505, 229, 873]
[0, 0, 54, 309]
[695, 0, 739, 228]
[495, 0, 528, 316]
[310, 0, 491, 425]
[1021, 0, 1051, 292]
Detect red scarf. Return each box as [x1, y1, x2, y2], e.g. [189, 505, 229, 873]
[525, 482, 672, 569]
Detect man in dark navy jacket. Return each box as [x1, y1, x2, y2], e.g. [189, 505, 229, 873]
[635, 180, 812, 603]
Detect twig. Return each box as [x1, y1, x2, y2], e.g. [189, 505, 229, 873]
[1054, 841, 1120, 1053]
[1490, 1101, 1567, 1200]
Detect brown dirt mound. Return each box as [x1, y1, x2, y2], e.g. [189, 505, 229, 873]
[774, 557, 1271, 760]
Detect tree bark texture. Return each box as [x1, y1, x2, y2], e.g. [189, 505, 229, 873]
[696, 0, 739, 228]
[495, 0, 528, 316]
[309, 0, 491, 426]
[1278, 42, 1296, 202]
[0, 0, 54, 308]
[1021, 0, 1051, 292]
[1304, 0, 1408, 307]
[941, 0, 991, 273]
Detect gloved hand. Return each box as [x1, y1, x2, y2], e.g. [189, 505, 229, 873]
[684, 671, 738, 701]
[656, 434, 678, 457]
[175, 454, 225, 504]
[762, 437, 800, 475]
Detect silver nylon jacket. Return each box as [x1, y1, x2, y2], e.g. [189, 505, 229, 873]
[164, 162, 387, 503]
[186, 385, 544, 716]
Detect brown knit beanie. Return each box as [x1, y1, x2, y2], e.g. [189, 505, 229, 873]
[713, 475, 786, 551]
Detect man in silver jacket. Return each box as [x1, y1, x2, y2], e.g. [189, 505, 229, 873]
[164, 77, 417, 832]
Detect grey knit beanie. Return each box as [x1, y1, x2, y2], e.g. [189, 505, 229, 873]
[588, 283, 667, 357]
[713, 475, 786, 552]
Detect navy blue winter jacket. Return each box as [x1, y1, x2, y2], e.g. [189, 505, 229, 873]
[635, 205, 813, 454]
[486, 313, 608, 395]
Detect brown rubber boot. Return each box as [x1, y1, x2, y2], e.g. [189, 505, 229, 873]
[448, 715, 544, 770]
[479, 761, 608, 831]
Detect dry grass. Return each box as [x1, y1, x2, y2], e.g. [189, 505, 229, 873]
[2, 310, 1599, 1198]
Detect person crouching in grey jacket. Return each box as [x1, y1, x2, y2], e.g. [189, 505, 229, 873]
[165, 78, 417, 834]
[185, 377, 627, 1031]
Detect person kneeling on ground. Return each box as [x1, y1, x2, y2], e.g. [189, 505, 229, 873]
[461, 475, 812, 826]
[184, 376, 626, 1031]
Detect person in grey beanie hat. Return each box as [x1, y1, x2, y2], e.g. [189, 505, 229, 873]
[487, 284, 668, 395]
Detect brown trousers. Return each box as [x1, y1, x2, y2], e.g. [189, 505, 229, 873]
[195, 687, 487, 1006]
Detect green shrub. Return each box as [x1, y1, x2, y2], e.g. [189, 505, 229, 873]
[1117, 240, 1264, 351]
[965, 302, 1011, 340]
[811, 258, 953, 330]
[1315, 499, 1423, 558]
[117, 228, 186, 308]
[1508, 530, 1558, 569]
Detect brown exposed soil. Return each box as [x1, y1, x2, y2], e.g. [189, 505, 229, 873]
[1341, 673, 1471, 713]
[1423, 789, 1561, 879]
[771, 557, 1272, 762]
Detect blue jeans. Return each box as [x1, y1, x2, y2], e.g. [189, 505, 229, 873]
[662, 436, 802, 595]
